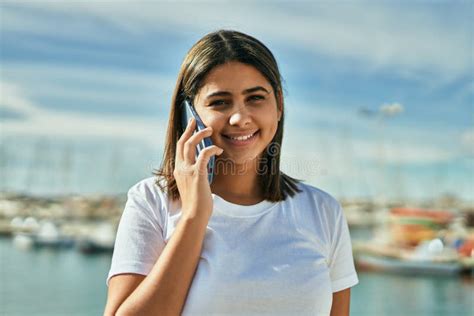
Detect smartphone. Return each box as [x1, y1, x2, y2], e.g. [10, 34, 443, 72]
[181, 99, 216, 184]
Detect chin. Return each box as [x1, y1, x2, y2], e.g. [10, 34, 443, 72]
[218, 151, 260, 166]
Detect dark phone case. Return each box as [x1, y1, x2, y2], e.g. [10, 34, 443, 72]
[181, 99, 216, 184]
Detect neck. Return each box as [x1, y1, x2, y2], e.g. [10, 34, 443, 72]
[210, 157, 263, 205]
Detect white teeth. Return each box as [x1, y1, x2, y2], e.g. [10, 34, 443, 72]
[229, 132, 255, 141]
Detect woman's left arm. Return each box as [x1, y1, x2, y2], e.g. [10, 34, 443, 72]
[330, 288, 351, 316]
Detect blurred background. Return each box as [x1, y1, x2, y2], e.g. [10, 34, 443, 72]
[0, 1, 473, 315]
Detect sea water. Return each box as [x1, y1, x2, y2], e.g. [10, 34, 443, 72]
[1, 236, 472, 316]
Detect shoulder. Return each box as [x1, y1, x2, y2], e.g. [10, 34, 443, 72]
[293, 182, 342, 217]
[127, 176, 168, 204]
[287, 182, 344, 254]
[125, 176, 170, 225]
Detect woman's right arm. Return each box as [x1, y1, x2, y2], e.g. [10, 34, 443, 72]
[104, 213, 209, 316]
[104, 118, 223, 316]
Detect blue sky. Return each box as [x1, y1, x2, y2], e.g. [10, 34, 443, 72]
[1, 1, 473, 201]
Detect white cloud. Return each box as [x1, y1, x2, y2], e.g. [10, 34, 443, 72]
[1, 61, 176, 105]
[0, 81, 168, 147]
[1, 1, 471, 200]
[1, 82, 41, 115]
[285, 129, 454, 167]
[350, 139, 454, 164]
[380, 102, 404, 117]
[283, 103, 456, 168]
[461, 129, 474, 156]
[3, 1, 470, 84]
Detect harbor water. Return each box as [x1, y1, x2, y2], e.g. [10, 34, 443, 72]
[1, 236, 473, 316]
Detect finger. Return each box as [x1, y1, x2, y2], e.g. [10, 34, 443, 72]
[176, 118, 196, 161]
[196, 145, 224, 175]
[183, 127, 214, 163]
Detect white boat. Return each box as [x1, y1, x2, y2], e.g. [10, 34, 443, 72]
[34, 220, 75, 248]
[353, 239, 463, 276]
[12, 232, 35, 250]
[355, 253, 462, 275]
[77, 222, 116, 254]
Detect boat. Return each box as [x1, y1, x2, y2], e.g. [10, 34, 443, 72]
[11, 217, 75, 249]
[12, 232, 35, 250]
[77, 221, 116, 254]
[33, 220, 75, 248]
[388, 207, 453, 247]
[353, 239, 462, 276]
[353, 207, 473, 276]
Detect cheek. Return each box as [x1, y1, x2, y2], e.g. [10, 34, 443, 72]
[203, 114, 226, 141]
[200, 112, 223, 129]
[260, 112, 279, 137]
[266, 121, 279, 143]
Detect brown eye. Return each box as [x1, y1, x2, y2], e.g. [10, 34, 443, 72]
[209, 100, 228, 106]
[248, 95, 265, 102]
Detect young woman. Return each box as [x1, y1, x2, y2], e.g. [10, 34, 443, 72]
[104, 30, 359, 316]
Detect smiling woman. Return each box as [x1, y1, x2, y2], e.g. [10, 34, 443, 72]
[104, 30, 358, 316]
[192, 62, 282, 181]
[155, 30, 302, 204]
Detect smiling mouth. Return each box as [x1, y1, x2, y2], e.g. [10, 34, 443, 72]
[222, 130, 259, 141]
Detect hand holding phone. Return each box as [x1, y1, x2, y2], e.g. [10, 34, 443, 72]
[181, 99, 217, 184]
[174, 101, 223, 219]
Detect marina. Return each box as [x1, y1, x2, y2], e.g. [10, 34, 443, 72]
[1, 221, 473, 315]
[0, 192, 473, 315]
[2, 193, 473, 276]
[1, 2, 472, 315]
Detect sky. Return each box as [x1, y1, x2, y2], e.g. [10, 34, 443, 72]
[0, 0, 473, 202]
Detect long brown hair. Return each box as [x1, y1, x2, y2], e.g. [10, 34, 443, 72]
[153, 29, 302, 202]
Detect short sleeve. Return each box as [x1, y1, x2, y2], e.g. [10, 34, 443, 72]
[328, 203, 359, 293]
[106, 185, 167, 286]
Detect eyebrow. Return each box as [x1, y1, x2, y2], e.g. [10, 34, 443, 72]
[205, 86, 270, 100]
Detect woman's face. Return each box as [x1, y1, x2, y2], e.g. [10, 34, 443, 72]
[193, 61, 282, 165]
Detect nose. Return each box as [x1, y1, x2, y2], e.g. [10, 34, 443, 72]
[229, 104, 251, 127]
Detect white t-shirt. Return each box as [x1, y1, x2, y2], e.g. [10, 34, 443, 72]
[107, 177, 359, 316]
